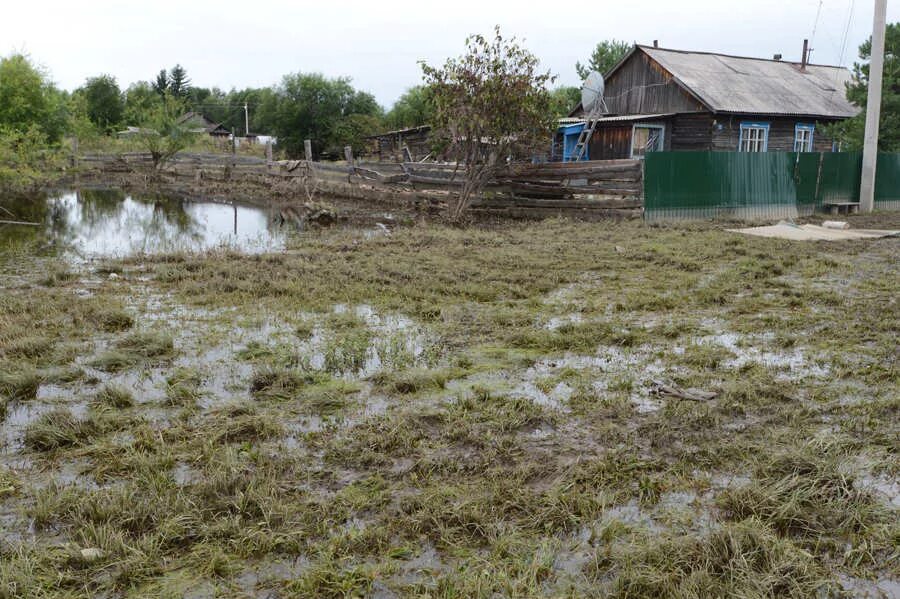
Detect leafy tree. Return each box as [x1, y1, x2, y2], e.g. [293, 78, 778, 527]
[549, 86, 581, 117]
[576, 39, 631, 80]
[169, 64, 191, 98]
[0, 53, 67, 141]
[270, 73, 382, 157]
[124, 82, 162, 125]
[80, 75, 124, 133]
[826, 23, 900, 151]
[385, 85, 434, 129]
[422, 26, 555, 220]
[134, 95, 197, 171]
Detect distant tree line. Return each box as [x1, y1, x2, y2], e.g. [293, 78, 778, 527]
[3, 27, 897, 163]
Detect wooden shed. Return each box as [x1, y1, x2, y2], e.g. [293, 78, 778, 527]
[567, 45, 859, 160]
[366, 125, 432, 162]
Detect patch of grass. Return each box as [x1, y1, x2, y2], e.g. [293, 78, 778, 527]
[165, 367, 203, 406]
[286, 558, 374, 599]
[508, 320, 644, 353]
[90, 306, 134, 332]
[116, 331, 175, 359]
[0, 335, 54, 360]
[322, 328, 373, 375]
[94, 384, 135, 409]
[372, 366, 458, 395]
[0, 369, 41, 401]
[250, 367, 326, 400]
[24, 409, 97, 451]
[90, 331, 175, 372]
[201, 403, 283, 444]
[601, 520, 832, 598]
[717, 441, 892, 561]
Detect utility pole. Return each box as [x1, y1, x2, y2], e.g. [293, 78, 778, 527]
[244, 102, 250, 137]
[860, 0, 887, 213]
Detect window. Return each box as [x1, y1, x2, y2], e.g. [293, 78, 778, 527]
[631, 124, 665, 159]
[794, 124, 815, 152]
[739, 122, 769, 152]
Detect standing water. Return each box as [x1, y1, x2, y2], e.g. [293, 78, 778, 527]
[0, 188, 285, 259]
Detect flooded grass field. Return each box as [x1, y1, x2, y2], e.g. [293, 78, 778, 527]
[1, 189, 898, 598]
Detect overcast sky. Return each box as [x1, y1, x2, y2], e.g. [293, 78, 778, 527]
[4, 0, 898, 108]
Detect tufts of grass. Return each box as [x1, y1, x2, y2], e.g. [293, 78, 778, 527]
[717, 441, 891, 559]
[508, 320, 644, 354]
[0, 369, 41, 402]
[322, 329, 373, 375]
[94, 384, 135, 409]
[0, 335, 54, 360]
[201, 403, 283, 444]
[372, 366, 458, 395]
[115, 331, 175, 359]
[250, 367, 326, 401]
[601, 520, 832, 598]
[164, 367, 204, 406]
[286, 558, 374, 599]
[24, 409, 97, 451]
[90, 331, 175, 372]
[91, 306, 134, 333]
[39, 267, 75, 287]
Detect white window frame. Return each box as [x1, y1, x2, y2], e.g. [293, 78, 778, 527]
[794, 123, 815, 152]
[738, 122, 770, 152]
[630, 123, 665, 159]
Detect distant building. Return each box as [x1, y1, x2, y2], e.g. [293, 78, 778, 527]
[177, 112, 231, 137]
[559, 44, 859, 161]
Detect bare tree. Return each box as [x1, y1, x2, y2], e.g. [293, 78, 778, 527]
[422, 27, 555, 220]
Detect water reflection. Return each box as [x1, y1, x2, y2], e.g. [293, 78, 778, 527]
[0, 189, 285, 259]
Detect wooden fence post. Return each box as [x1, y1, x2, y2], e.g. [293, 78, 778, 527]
[304, 139, 313, 162]
[344, 145, 354, 182]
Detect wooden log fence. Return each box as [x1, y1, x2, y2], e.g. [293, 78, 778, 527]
[75, 151, 644, 217]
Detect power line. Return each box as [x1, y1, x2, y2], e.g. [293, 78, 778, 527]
[811, 0, 825, 50]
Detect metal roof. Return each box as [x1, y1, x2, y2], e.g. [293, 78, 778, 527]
[636, 46, 859, 118]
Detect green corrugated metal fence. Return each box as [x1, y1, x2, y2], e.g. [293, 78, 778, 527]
[644, 151, 900, 221]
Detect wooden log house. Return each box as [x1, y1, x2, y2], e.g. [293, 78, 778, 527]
[561, 44, 859, 160]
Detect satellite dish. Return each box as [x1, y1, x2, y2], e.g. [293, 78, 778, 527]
[581, 71, 606, 113]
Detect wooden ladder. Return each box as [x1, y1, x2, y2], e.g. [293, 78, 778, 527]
[569, 98, 609, 162]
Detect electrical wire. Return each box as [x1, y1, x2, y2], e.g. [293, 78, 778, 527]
[811, 0, 825, 50]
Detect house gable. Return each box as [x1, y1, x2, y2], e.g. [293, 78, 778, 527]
[602, 48, 709, 116]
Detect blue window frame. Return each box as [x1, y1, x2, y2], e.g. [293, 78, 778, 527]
[794, 123, 815, 152]
[738, 122, 770, 152]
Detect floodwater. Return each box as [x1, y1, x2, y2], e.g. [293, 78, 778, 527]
[0, 188, 285, 258]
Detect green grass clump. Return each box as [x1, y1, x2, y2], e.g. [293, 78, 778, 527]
[508, 320, 643, 354]
[24, 409, 96, 451]
[717, 442, 890, 551]
[0, 335, 54, 360]
[0, 369, 41, 401]
[165, 367, 204, 406]
[94, 384, 135, 409]
[286, 559, 374, 598]
[322, 329, 373, 375]
[115, 331, 175, 359]
[250, 367, 325, 400]
[372, 366, 457, 395]
[89, 331, 175, 372]
[92, 307, 134, 332]
[604, 520, 831, 598]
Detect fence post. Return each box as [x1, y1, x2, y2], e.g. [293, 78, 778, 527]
[344, 145, 354, 182]
[304, 139, 313, 162]
[265, 141, 273, 167]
